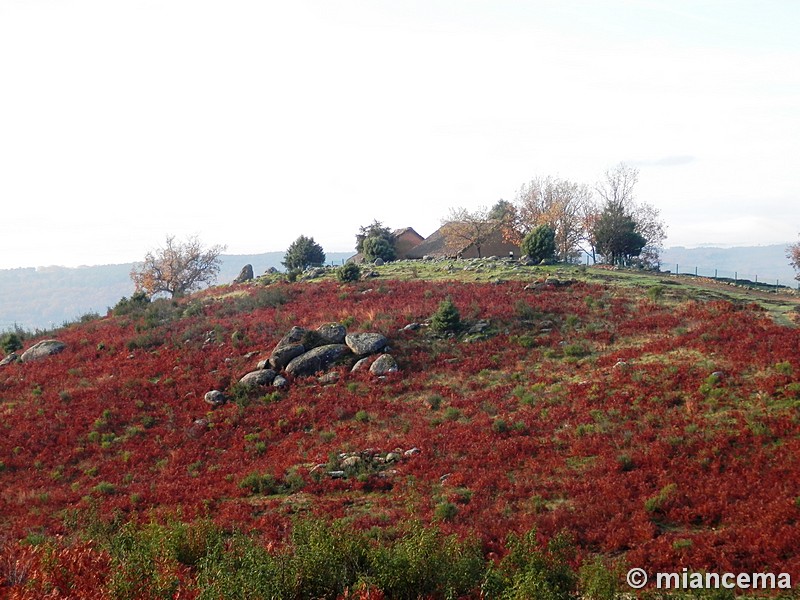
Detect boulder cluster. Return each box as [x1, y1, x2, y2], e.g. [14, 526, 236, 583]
[205, 323, 398, 408]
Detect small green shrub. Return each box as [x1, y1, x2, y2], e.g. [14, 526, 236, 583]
[337, 262, 361, 283]
[431, 298, 461, 333]
[0, 332, 23, 354]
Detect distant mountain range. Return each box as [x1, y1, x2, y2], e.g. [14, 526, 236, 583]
[0, 252, 354, 332]
[0, 245, 796, 332]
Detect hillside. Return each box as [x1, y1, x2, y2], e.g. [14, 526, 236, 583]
[659, 244, 797, 286]
[0, 252, 354, 332]
[1, 261, 799, 598]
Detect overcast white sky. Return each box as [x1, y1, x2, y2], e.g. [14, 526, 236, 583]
[1, 0, 799, 268]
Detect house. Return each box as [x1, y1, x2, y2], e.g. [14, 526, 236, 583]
[392, 227, 425, 259]
[347, 226, 425, 264]
[406, 223, 520, 259]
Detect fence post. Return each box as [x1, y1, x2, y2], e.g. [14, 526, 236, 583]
[676, 264, 679, 275]
[735, 271, 737, 284]
[714, 269, 717, 279]
[695, 266, 698, 277]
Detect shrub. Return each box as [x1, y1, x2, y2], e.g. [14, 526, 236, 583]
[0, 332, 23, 354]
[337, 262, 361, 283]
[521, 224, 556, 264]
[430, 297, 461, 333]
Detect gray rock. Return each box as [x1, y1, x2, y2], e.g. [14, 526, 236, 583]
[318, 372, 340, 385]
[402, 323, 421, 331]
[345, 332, 388, 356]
[204, 390, 226, 408]
[265, 267, 279, 274]
[467, 320, 491, 335]
[239, 369, 277, 387]
[385, 452, 401, 462]
[351, 357, 372, 372]
[269, 326, 308, 369]
[316, 323, 346, 345]
[273, 375, 288, 388]
[285, 344, 352, 377]
[373, 257, 385, 266]
[256, 359, 270, 370]
[404, 447, 420, 457]
[20, 340, 66, 363]
[369, 354, 398, 375]
[233, 264, 254, 284]
[341, 455, 361, 468]
[0, 353, 19, 367]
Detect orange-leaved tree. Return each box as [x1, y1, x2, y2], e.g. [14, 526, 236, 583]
[131, 235, 226, 298]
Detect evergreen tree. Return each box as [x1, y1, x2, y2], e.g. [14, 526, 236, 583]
[283, 236, 326, 271]
[521, 224, 556, 264]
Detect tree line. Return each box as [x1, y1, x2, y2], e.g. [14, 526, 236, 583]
[443, 163, 666, 268]
[127, 163, 800, 298]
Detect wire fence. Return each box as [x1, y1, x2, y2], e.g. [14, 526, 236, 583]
[665, 264, 799, 291]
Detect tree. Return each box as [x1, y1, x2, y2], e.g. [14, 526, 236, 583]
[521, 224, 556, 264]
[283, 235, 325, 271]
[788, 238, 800, 281]
[440, 206, 496, 258]
[593, 204, 647, 267]
[430, 297, 461, 333]
[130, 235, 226, 298]
[356, 220, 396, 262]
[511, 176, 592, 263]
[595, 163, 665, 268]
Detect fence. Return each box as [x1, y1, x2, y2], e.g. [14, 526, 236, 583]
[666, 264, 799, 291]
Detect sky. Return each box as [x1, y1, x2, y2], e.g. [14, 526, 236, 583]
[1, 0, 799, 269]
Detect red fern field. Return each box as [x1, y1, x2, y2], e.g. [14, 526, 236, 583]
[1, 269, 800, 597]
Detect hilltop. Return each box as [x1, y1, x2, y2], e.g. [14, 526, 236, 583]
[1, 260, 799, 598]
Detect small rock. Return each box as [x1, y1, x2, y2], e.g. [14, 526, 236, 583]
[345, 333, 388, 356]
[373, 257, 384, 266]
[351, 357, 372, 372]
[238, 369, 277, 387]
[328, 471, 346, 479]
[317, 323, 347, 345]
[402, 323, 421, 331]
[0, 353, 19, 367]
[385, 452, 401, 462]
[318, 372, 340, 385]
[204, 390, 226, 408]
[370, 354, 398, 375]
[404, 447, 420, 457]
[273, 375, 288, 388]
[256, 359, 270, 370]
[341, 456, 361, 468]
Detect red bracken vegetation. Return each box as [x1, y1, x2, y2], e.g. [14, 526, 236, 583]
[1, 273, 799, 596]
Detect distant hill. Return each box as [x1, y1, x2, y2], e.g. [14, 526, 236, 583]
[0, 252, 354, 331]
[659, 244, 797, 287]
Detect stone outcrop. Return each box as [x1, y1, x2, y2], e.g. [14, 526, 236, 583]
[20, 340, 66, 363]
[233, 264, 254, 284]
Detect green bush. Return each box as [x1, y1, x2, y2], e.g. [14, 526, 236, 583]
[283, 235, 325, 270]
[0, 332, 23, 354]
[431, 297, 461, 333]
[337, 262, 361, 283]
[521, 224, 556, 264]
